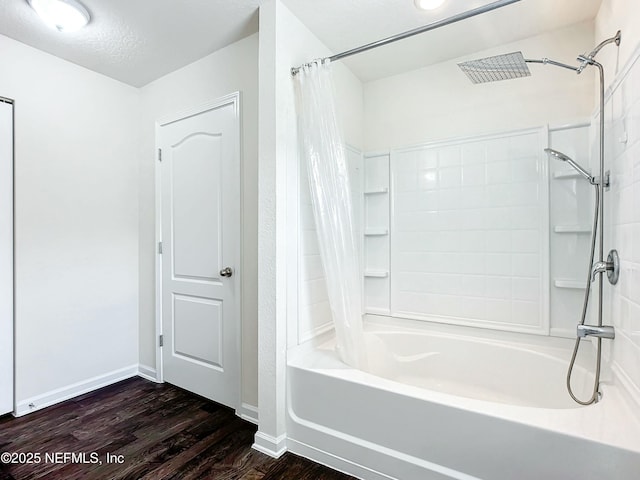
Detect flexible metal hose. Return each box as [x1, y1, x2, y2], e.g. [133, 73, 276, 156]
[566, 186, 600, 404]
[567, 60, 607, 406]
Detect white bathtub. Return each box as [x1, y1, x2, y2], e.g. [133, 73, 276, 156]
[286, 317, 640, 480]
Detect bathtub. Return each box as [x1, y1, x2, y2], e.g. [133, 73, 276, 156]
[286, 316, 640, 480]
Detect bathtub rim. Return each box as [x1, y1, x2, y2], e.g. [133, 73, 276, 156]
[288, 316, 640, 455]
[364, 314, 640, 417]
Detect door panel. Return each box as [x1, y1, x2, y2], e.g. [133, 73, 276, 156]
[159, 95, 240, 408]
[173, 294, 223, 368]
[172, 133, 222, 280]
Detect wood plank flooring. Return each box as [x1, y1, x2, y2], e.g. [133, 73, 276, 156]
[0, 377, 355, 480]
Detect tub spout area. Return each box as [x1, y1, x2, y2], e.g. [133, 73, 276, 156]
[577, 324, 615, 339]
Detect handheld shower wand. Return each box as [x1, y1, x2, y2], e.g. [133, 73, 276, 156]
[544, 148, 595, 184]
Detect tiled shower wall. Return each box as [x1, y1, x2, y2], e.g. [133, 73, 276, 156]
[390, 130, 549, 334]
[603, 46, 640, 403]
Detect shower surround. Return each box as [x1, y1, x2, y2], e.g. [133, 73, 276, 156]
[289, 38, 640, 480]
[255, 1, 640, 477]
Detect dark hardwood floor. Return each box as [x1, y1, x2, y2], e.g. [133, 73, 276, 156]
[0, 377, 355, 480]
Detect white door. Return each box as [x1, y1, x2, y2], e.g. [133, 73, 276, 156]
[158, 94, 240, 408]
[0, 99, 13, 415]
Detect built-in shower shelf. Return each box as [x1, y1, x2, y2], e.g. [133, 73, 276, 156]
[553, 171, 582, 179]
[364, 229, 389, 236]
[553, 225, 591, 234]
[554, 279, 585, 289]
[364, 270, 389, 278]
[364, 187, 389, 195]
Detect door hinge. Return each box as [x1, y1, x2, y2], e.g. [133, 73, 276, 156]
[158, 241, 163, 254]
[159, 335, 164, 347]
[158, 148, 162, 162]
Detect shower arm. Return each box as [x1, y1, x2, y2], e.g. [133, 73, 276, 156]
[524, 58, 579, 72]
[524, 31, 621, 75]
[577, 31, 622, 73]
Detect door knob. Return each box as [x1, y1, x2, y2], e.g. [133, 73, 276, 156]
[220, 267, 233, 277]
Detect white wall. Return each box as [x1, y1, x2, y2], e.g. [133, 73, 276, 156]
[256, 0, 363, 456]
[0, 34, 140, 412]
[596, 3, 640, 408]
[364, 22, 595, 151]
[138, 34, 259, 408]
[596, 0, 640, 89]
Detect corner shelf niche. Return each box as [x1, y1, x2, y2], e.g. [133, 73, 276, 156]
[364, 270, 389, 278]
[553, 225, 591, 234]
[553, 171, 583, 179]
[554, 279, 585, 289]
[364, 187, 389, 195]
[362, 153, 390, 315]
[364, 228, 388, 236]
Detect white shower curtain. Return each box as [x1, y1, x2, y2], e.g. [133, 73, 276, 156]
[294, 60, 366, 369]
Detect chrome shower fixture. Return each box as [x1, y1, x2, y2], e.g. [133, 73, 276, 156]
[577, 30, 622, 73]
[461, 30, 623, 405]
[544, 148, 595, 184]
[457, 31, 621, 85]
[457, 52, 531, 84]
[457, 52, 579, 84]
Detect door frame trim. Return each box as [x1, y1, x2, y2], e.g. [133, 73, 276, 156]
[0, 97, 15, 416]
[154, 92, 243, 411]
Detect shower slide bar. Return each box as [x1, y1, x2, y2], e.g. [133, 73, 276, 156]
[290, 0, 521, 76]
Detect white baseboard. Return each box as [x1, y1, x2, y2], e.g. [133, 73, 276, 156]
[15, 364, 138, 417]
[252, 431, 287, 458]
[288, 438, 390, 480]
[137, 364, 161, 383]
[238, 402, 258, 424]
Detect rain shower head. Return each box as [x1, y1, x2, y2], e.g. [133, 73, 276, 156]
[544, 148, 595, 184]
[457, 52, 531, 84]
[458, 52, 581, 84]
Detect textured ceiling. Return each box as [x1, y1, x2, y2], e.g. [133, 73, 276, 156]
[0, 0, 261, 87]
[0, 0, 603, 87]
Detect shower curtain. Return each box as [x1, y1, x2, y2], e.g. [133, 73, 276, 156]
[294, 60, 366, 369]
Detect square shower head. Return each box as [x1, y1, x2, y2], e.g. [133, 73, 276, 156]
[457, 51, 531, 84]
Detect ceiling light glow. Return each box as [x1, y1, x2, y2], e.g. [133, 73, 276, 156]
[27, 0, 90, 32]
[414, 0, 447, 10]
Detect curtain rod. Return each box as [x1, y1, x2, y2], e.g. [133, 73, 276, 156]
[291, 0, 522, 76]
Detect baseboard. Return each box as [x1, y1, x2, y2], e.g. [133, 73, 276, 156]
[14, 364, 138, 417]
[252, 431, 287, 458]
[288, 438, 391, 480]
[238, 402, 258, 424]
[137, 364, 161, 383]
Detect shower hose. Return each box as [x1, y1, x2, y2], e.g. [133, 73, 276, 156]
[566, 185, 601, 405]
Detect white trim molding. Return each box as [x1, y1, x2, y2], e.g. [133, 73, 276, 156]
[238, 403, 258, 425]
[14, 365, 138, 417]
[253, 431, 287, 458]
[287, 438, 394, 480]
[137, 364, 161, 383]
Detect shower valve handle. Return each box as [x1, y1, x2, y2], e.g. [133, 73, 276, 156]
[591, 250, 619, 284]
[591, 261, 611, 281]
